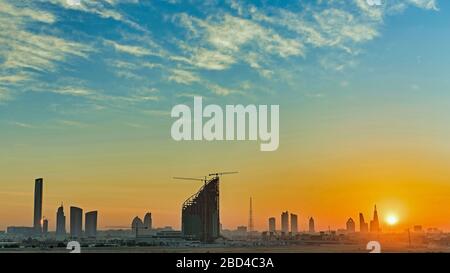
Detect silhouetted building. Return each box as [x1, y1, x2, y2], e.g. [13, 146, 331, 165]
[281, 211, 289, 234]
[268, 217, 276, 233]
[143, 212, 152, 230]
[85, 211, 98, 238]
[290, 213, 298, 235]
[182, 176, 220, 242]
[248, 197, 254, 233]
[56, 204, 66, 236]
[309, 217, 315, 233]
[370, 205, 380, 233]
[346, 218, 355, 233]
[42, 219, 48, 234]
[70, 206, 83, 238]
[33, 178, 43, 234]
[359, 213, 368, 232]
[414, 225, 423, 232]
[131, 216, 143, 235]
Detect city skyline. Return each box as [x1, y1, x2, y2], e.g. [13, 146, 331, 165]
[2, 177, 443, 234]
[1, 0, 450, 234]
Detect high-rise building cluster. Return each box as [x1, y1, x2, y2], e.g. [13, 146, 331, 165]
[6, 178, 98, 240]
[267, 211, 301, 235]
[359, 205, 380, 233]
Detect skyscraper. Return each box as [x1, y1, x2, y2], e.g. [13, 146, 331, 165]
[309, 217, 315, 233]
[143, 212, 152, 230]
[359, 213, 368, 232]
[56, 204, 66, 236]
[370, 205, 380, 233]
[85, 211, 98, 238]
[132, 216, 144, 236]
[42, 218, 48, 234]
[290, 213, 298, 235]
[33, 178, 43, 234]
[346, 218, 355, 233]
[182, 176, 220, 242]
[70, 206, 83, 239]
[268, 217, 276, 233]
[281, 211, 289, 234]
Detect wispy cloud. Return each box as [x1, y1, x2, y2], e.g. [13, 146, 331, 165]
[58, 119, 89, 128]
[52, 87, 93, 96]
[104, 40, 154, 57]
[168, 69, 201, 85]
[10, 121, 35, 128]
[0, 1, 55, 23]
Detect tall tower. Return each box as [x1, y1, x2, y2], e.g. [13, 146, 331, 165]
[144, 212, 152, 230]
[42, 218, 48, 234]
[56, 203, 66, 236]
[370, 205, 380, 233]
[70, 206, 83, 239]
[33, 178, 43, 234]
[85, 211, 98, 238]
[309, 217, 315, 233]
[359, 213, 368, 232]
[268, 217, 276, 233]
[248, 197, 254, 233]
[281, 211, 289, 234]
[290, 213, 298, 235]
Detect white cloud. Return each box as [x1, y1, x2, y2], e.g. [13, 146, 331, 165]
[175, 13, 304, 74]
[104, 40, 153, 57]
[52, 87, 93, 96]
[10, 121, 35, 128]
[168, 69, 201, 85]
[206, 82, 234, 96]
[59, 120, 89, 127]
[0, 1, 55, 23]
[408, 0, 439, 10]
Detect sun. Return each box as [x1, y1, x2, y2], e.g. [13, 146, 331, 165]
[386, 214, 399, 226]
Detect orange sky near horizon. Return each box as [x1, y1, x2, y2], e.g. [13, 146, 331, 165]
[1, 136, 450, 232]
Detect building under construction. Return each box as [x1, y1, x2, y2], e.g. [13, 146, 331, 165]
[181, 176, 220, 243]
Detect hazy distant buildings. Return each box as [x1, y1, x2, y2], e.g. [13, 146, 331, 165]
[268, 217, 276, 233]
[56, 204, 66, 237]
[85, 211, 98, 238]
[290, 213, 298, 235]
[143, 212, 152, 230]
[359, 213, 368, 232]
[346, 218, 355, 233]
[33, 178, 43, 234]
[309, 217, 315, 233]
[6, 226, 34, 236]
[281, 211, 289, 234]
[70, 206, 83, 238]
[370, 205, 380, 233]
[236, 226, 247, 236]
[414, 225, 423, 232]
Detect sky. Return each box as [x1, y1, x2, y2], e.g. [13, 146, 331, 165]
[1, 0, 450, 232]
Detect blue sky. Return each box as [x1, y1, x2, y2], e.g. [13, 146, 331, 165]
[1, 0, 447, 130]
[1, 0, 450, 161]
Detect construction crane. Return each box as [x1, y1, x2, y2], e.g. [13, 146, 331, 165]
[174, 172, 238, 183]
[208, 171, 238, 178]
[173, 176, 208, 184]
